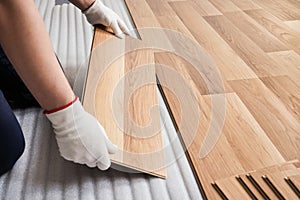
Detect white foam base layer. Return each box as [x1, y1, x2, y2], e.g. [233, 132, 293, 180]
[0, 1, 203, 199]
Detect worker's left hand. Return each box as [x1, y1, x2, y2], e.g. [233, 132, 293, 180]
[45, 96, 118, 170]
[83, 0, 130, 38]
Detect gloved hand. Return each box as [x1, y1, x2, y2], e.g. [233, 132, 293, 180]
[83, 0, 130, 38]
[45, 96, 118, 170]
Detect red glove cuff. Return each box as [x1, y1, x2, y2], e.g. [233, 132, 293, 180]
[43, 96, 78, 114]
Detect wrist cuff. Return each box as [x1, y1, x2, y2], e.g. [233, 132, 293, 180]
[43, 96, 78, 114]
[83, 0, 103, 14]
[82, 0, 96, 13]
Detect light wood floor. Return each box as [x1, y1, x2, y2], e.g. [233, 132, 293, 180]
[125, 0, 300, 199]
[85, 0, 300, 199]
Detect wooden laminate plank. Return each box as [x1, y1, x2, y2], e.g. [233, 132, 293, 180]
[261, 75, 300, 120]
[267, 50, 300, 68]
[124, 0, 155, 19]
[228, 78, 300, 161]
[145, 0, 176, 17]
[284, 20, 300, 33]
[275, 169, 300, 178]
[208, 0, 242, 13]
[83, 29, 126, 164]
[251, 0, 300, 21]
[169, 1, 257, 81]
[245, 9, 300, 54]
[204, 14, 284, 77]
[246, 163, 299, 199]
[224, 11, 288, 53]
[219, 162, 300, 199]
[286, 0, 300, 9]
[262, 169, 300, 199]
[229, 0, 261, 11]
[155, 51, 285, 198]
[290, 175, 300, 189]
[83, 28, 166, 178]
[216, 176, 251, 199]
[125, 0, 162, 29]
[216, 175, 271, 199]
[123, 39, 165, 176]
[156, 15, 195, 39]
[244, 174, 272, 199]
[155, 52, 210, 95]
[189, 0, 222, 16]
[267, 51, 300, 85]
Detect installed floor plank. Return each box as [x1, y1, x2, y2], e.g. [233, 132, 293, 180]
[290, 174, 300, 189]
[284, 20, 300, 33]
[261, 75, 300, 120]
[229, 0, 261, 11]
[251, 0, 300, 21]
[215, 162, 300, 199]
[189, 0, 222, 16]
[216, 176, 251, 199]
[204, 14, 283, 77]
[267, 50, 300, 85]
[169, 1, 257, 81]
[245, 9, 300, 54]
[208, 0, 242, 13]
[229, 78, 300, 160]
[224, 11, 288, 53]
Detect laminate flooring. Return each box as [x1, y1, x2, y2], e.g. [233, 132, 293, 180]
[84, 0, 300, 198]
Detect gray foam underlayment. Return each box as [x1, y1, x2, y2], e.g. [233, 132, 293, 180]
[0, 1, 203, 200]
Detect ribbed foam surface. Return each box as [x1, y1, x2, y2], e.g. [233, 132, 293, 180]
[0, 1, 203, 200]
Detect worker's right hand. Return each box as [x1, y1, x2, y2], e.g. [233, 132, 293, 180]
[83, 0, 130, 38]
[44, 96, 118, 170]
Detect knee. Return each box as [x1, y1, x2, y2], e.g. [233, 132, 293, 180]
[0, 129, 25, 176]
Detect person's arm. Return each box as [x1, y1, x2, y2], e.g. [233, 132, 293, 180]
[0, 0, 117, 170]
[0, 0, 74, 110]
[70, 0, 130, 38]
[68, 0, 94, 11]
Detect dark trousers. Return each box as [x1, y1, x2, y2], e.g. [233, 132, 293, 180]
[0, 90, 25, 176]
[0, 47, 38, 176]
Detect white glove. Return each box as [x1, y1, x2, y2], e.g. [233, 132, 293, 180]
[45, 97, 118, 170]
[83, 0, 130, 38]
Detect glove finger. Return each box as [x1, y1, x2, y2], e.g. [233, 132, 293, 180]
[86, 162, 97, 168]
[96, 122, 117, 154]
[105, 138, 118, 154]
[96, 153, 111, 170]
[111, 20, 124, 38]
[97, 122, 109, 139]
[118, 20, 130, 35]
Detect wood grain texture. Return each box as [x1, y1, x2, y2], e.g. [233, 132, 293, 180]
[216, 176, 250, 199]
[169, 1, 258, 81]
[229, 0, 261, 11]
[84, 0, 300, 198]
[208, 0, 242, 13]
[248, 165, 300, 199]
[224, 11, 288, 53]
[204, 14, 283, 77]
[245, 9, 300, 54]
[261, 76, 300, 120]
[290, 174, 300, 189]
[189, 0, 222, 16]
[229, 78, 300, 160]
[251, 0, 300, 21]
[284, 20, 300, 33]
[215, 161, 300, 199]
[83, 28, 166, 178]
